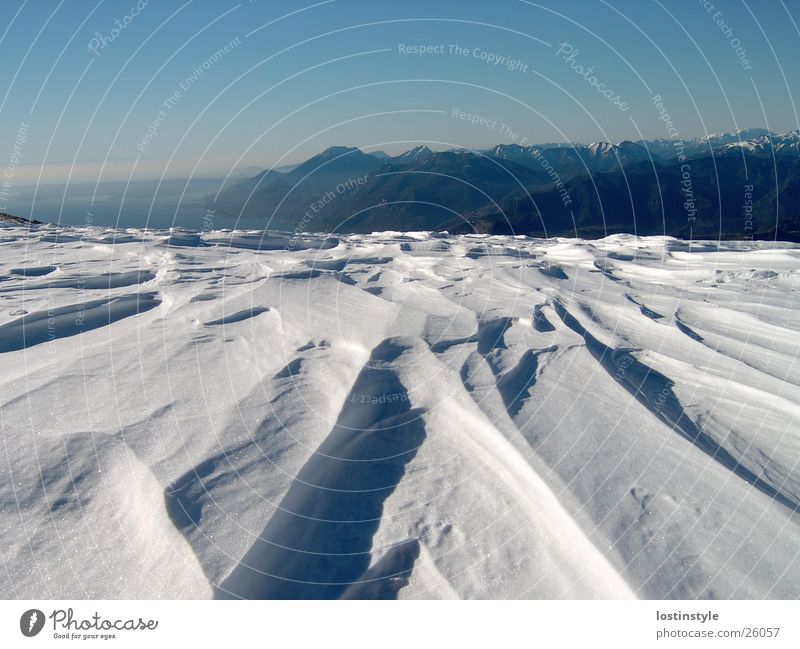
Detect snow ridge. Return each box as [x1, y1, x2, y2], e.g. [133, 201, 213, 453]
[1, 224, 799, 599]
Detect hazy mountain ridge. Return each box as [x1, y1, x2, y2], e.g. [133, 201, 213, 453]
[212, 130, 800, 240]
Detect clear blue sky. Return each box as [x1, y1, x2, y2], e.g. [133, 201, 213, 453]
[2, 0, 799, 182]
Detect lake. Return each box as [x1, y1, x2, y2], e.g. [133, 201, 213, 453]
[2, 176, 269, 230]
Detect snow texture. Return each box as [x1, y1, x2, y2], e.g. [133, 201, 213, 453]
[1, 224, 799, 599]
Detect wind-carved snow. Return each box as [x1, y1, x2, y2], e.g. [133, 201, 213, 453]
[1, 224, 799, 599]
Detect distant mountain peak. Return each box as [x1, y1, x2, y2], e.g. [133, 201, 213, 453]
[393, 145, 434, 164]
[407, 144, 433, 155]
[701, 128, 775, 144]
[317, 145, 362, 159]
[288, 145, 382, 179]
[587, 141, 613, 155]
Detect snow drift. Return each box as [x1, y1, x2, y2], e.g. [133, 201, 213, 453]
[1, 224, 799, 599]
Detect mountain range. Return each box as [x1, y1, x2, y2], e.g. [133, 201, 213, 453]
[211, 129, 800, 241]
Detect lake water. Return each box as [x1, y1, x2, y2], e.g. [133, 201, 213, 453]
[2, 177, 268, 230]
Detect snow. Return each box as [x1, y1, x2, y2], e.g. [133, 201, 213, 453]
[1, 223, 799, 599]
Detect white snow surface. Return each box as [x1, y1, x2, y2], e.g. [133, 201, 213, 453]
[1, 224, 799, 599]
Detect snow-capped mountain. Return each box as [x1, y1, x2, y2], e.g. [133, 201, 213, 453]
[485, 140, 656, 175]
[701, 128, 775, 146]
[639, 129, 800, 159]
[585, 139, 654, 166]
[212, 132, 800, 240]
[390, 145, 434, 165]
[716, 129, 800, 156]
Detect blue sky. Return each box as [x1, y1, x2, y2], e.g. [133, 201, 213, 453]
[2, 0, 799, 182]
